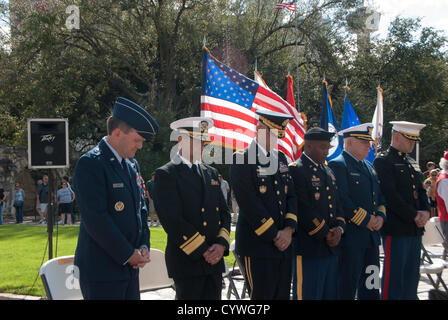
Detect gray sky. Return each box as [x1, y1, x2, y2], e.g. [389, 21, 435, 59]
[373, 0, 448, 38]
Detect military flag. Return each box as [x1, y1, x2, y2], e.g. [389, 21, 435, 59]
[320, 80, 342, 161]
[200, 47, 304, 161]
[366, 87, 384, 163]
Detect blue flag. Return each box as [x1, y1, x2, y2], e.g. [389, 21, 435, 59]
[340, 87, 376, 162]
[341, 87, 360, 130]
[320, 80, 342, 161]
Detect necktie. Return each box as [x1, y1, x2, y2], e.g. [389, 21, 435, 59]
[360, 161, 369, 175]
[192, 163, 201, 178]
[122, 159, 131, 181]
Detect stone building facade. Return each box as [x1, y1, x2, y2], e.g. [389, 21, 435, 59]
[0, 145, 73, 220]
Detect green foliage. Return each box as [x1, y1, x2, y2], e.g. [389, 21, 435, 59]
[0, 224, 234, 297]
[0, 0, 447, 168]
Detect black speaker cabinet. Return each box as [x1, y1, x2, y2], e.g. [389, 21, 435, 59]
[27, 119, 69, 169]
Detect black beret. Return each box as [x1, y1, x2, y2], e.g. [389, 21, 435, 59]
[304, 127, 335, 141]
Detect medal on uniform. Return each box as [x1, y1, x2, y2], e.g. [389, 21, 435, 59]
[115, 201, 125, 212]
[315, 192, 320, 200]
[413, 191, 418, 200]
[259, 185, 267, 194]
[285, 185, 288, 193]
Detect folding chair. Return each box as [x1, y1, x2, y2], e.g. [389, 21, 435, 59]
[139, 248, 175, 293]
[223, 260, 241, 299]
[39, 255, 83, 300]
[420, 218, 448, 292]
[431, 217, 448, 261]
[225, 241, 250, 299]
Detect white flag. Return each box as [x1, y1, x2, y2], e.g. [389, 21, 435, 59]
[371, 87, 383, 145]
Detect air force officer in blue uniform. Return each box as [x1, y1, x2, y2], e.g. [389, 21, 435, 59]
[328, 123, 386, 300]
[73, 97, 159, 300]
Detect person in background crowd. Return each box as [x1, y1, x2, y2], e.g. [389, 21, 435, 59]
[435, 151, 448, 260]
[424, 170, 439, 217]
[146, 173, 159, 227]
[13, 183, 25, 224]
[424, 161, 437, 178]
[62, 176, 76, 224]
[57, 182, 75, 225]
[219, 174, 230, 204]
[0, 186, 6, 225]
[37, 175, 49, 225]
[230, 190, 239, 225]
[374, 121, 430, 300]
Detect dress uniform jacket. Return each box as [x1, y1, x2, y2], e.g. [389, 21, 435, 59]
[289, 153, 346, 258]
[73, 139, 149, 282]
[128, 158, 150, 248]
[230, 141, 298, 259]
[328, 150, 386, 248]
[152, 155, 231, 280]
[373, 146, 430, 237]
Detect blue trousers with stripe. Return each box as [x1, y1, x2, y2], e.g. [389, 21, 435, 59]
[292, 255, 339, 300]
[381, 236, 421, 300]
[244, 256, 292, 300]
[338, 245, 380, 300]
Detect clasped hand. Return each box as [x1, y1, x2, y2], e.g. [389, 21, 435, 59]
[414, 210, 430, 228]
[274, 227, 293, 252]
[366, 215, 384, 231]
[128, 248, 151, 269]
[203, 244, 226, 265]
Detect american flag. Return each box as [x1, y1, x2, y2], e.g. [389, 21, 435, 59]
[200, 48, 306, 162]
[275, 0, 297, 11]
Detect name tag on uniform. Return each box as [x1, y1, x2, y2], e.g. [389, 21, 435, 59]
[113, 183, 124, 189]
[350, 172, 360, 176]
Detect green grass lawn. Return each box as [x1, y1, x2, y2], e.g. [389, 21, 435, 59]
[0, 225, 235, 297]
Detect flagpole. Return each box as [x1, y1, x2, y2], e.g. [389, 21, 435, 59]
[295, 2, 300, 112]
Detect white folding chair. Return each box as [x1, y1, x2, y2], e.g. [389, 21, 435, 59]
[421, 218, 448, 292]
[139, 248, 175, 293]
[39, 255, 83, 300]
[430, 217, 448, 262]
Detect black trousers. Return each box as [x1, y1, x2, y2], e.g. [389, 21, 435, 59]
[174, 273, 223, 300]
[80, 277, 140, 300]
[243, 256, 292, 300]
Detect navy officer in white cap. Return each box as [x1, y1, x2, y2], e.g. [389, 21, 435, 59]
[373, 121, 430, 300]
[328, 123, 386, 300]
[73, 97, 159, 300]
[152, 117, 231, 300]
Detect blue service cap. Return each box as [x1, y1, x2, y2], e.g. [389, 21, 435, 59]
[113, 97, 159, 140]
